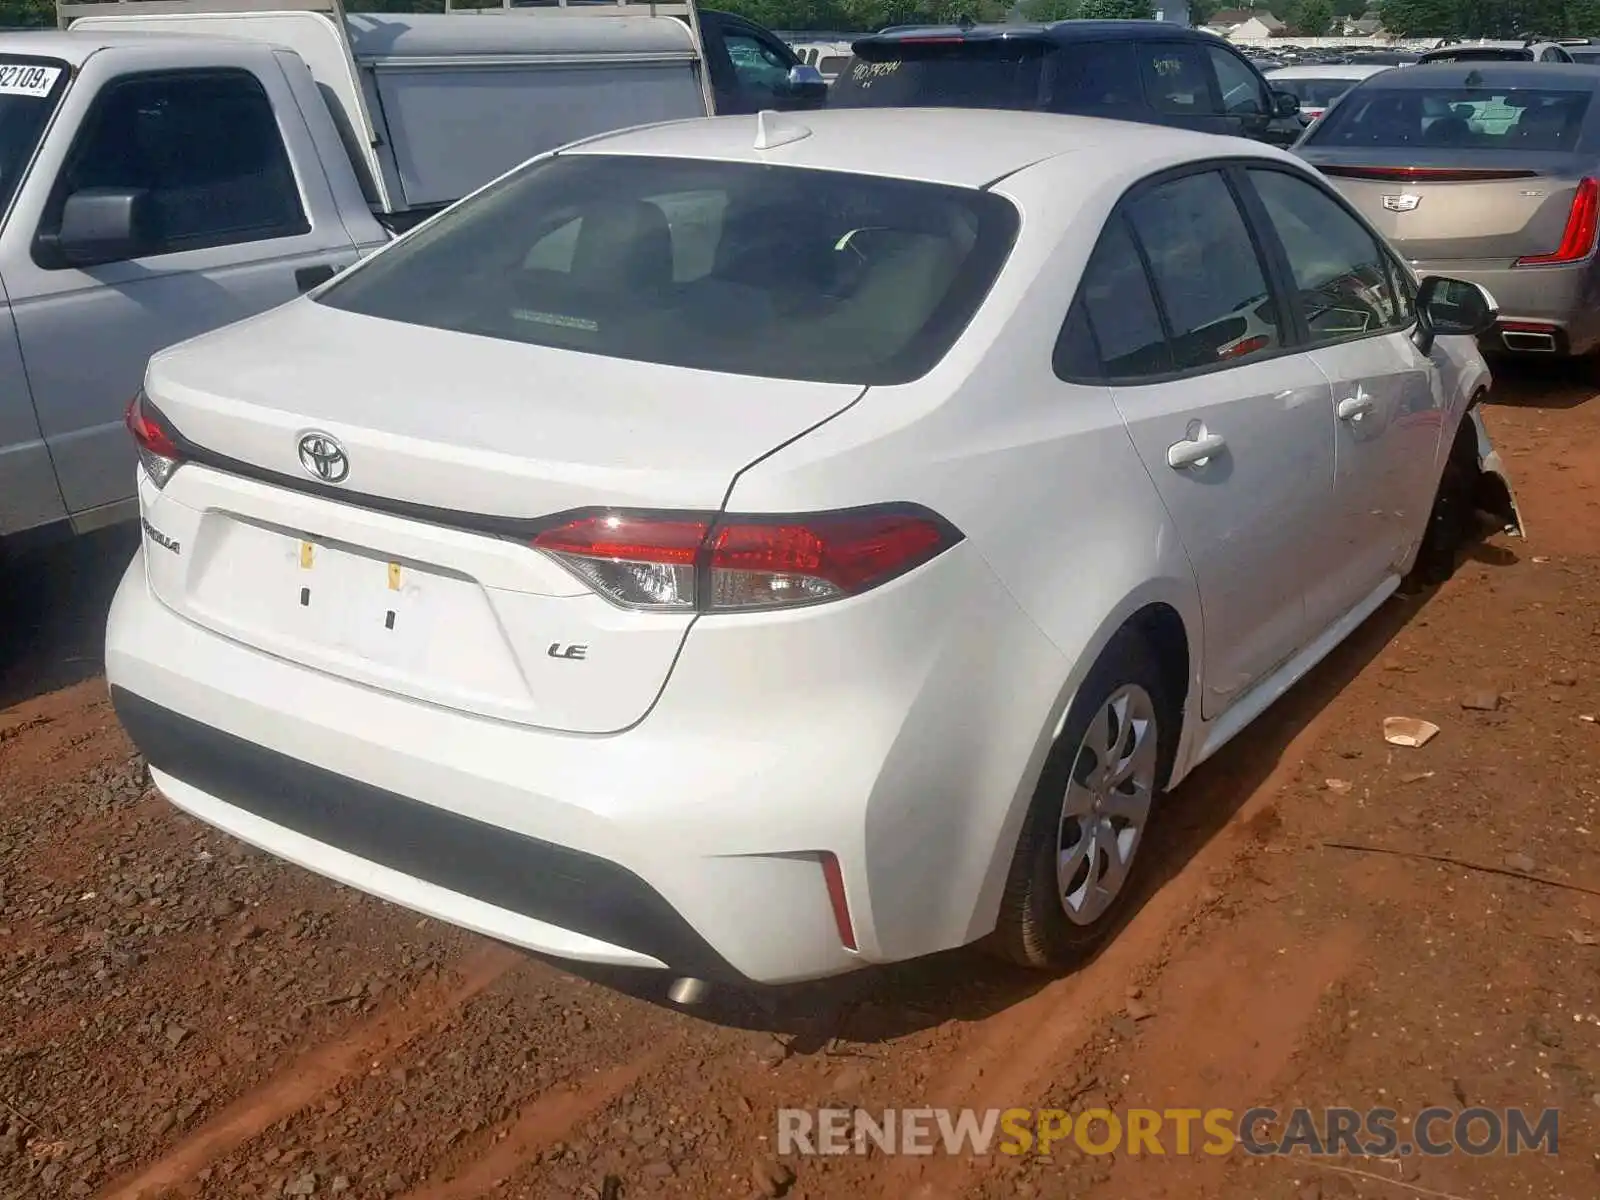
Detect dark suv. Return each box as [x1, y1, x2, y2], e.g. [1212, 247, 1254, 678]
[831, 21, 1302, 146]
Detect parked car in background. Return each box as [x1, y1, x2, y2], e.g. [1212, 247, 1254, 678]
[107, 107, 1518, 986]
[1558, 38, 1600, 65]
[830, 20, 1302, 146]
[1266, 62, 1394, 126]
[1297, 62, 1600, 360]
[1418, 39, 1576, 64]
[0, 0, 823, 551]
[789, 39, 852, 83]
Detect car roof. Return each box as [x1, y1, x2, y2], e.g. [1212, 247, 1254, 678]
[565, 107, 1295, 191]
[1265, 64, 1394, 80]
[1350, 61, 1600, 88]
[856, 19, 1225, 47]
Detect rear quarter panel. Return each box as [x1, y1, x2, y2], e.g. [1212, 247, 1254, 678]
[718, 158, 1205, 955]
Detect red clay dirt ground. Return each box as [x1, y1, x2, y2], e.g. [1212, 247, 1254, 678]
[2, 362, 1598, 1200]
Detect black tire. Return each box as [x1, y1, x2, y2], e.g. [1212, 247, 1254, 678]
[1405, 420, 1477, 589]
[988, 627, 1178, 970]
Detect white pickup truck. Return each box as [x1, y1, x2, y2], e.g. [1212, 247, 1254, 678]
[0, 0, 824, 546]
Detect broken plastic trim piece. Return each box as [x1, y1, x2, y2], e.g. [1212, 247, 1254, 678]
[753, 110, 812, 151]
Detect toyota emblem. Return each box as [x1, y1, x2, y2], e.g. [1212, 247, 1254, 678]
[297, 431, 349, 483]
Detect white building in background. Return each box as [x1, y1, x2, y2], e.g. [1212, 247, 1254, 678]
[1153, 2, 1192, 24]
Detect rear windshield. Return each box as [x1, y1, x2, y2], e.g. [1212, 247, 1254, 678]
[819, 55, 850, 75]
[1419, 48, 1532, 63]
[1273, 77, 1362, 107]
[317, 154, 1018, 386]
[1305, 87, 1593, 150]
[829, 40, 1048, 109]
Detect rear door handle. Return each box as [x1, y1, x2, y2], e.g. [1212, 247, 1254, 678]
[295, 264, 338, 293]
[1167, 432, 1227, 469]
[1337, 388, 1375, 421]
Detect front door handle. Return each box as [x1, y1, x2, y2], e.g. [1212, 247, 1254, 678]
[1167, 432, 1227, 469]
[1337, 390, 1375, 421]
[295, 263, 338, 293]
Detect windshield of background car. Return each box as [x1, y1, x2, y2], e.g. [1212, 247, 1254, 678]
[0, 57, 69, 216]
[316, 154, 1020, 386]
[828, 39, 1048, 109]
[1571, 49, 1600, 64]
[1274, 77, 1361, 107]
[1305, 87, 1593, 150]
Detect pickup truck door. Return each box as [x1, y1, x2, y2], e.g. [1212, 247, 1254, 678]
[698, 11, 818, 114]
[1, 44, 365, 525]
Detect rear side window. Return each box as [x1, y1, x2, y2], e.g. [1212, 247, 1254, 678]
[1055, 215, 1171, 381]
[1307, 87, 1593, 151]
[1125, 171, 1282, 371]
[41, 69, 306, 261]
[318, 154, 1019, 386]
[829, 40, 1047, 110]
[1139, 43, 1216, 116]
[1047, 41, 1141, 112]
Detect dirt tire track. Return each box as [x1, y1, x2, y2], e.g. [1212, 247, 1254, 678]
[95, 943, 520, 1200]
[400, 1048, 670, 1200]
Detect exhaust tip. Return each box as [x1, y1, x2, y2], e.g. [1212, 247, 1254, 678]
[667, 976, 711, 1006]
[1502, 330, 1558, 353]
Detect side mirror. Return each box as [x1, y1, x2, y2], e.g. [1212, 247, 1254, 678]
[1271, 89, 1301, 119]
[54, 187, 153, 268]
[1415, 275, 1498, 353]
[784, 63, 828, 102]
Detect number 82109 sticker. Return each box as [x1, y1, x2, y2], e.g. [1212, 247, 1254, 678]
[0, 65, 61, 98]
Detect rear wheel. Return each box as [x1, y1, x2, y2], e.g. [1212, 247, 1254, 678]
[989, 629, 1177, 970]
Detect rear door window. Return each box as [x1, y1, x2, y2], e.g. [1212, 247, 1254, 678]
[1125, 170, 1282, 371]
[1138, 42, 1217, 117]
[1208, 46, 1267, 116]
[829, 40, 1048, 110]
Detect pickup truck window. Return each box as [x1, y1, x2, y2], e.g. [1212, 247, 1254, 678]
[39, 69, 308, 265]
[0, 56, 69, 219]
[316, 153, 1019, 386]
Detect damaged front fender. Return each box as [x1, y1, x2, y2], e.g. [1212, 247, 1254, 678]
[1467, 405, 1525, 539]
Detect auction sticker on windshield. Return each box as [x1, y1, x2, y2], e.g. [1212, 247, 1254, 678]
[0, 65, 60, 97]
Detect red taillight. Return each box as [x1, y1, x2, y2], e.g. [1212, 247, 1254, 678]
[530, 505, 960, 612]
[1515, 177, 1600, 266]
[124, 392, 184, 488]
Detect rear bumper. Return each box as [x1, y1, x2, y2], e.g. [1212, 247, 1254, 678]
[106, 541, 1067, 985]
[1410, 258, 1600, 355]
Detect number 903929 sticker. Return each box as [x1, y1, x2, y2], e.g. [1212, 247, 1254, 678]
[0, 65, 61, 98]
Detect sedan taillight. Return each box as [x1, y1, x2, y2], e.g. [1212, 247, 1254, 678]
[532, 505, 962, 613]
[1515, 177, 1600, 266]
[124, 391, 184, 489]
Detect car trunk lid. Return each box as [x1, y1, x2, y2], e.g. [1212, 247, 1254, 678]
[1303, 149, 1591, 263]
[138, 301, 864, 734]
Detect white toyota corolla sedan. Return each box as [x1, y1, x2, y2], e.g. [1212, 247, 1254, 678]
[106, 108, 1520, 986]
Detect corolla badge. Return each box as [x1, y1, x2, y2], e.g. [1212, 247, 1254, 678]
[1382, 193, 1422, 213]
[297, 431, 349, 483]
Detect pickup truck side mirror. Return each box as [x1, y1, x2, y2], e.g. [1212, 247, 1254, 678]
[783, 64, 828, 104]
[1270, 89, 1301, 119]
[54, 188, 154, 268]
